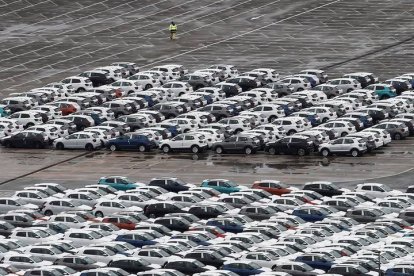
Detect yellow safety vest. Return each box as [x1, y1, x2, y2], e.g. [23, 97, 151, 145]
[169, 24, 177, 32]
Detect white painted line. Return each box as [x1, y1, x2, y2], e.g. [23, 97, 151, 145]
[54, 0, 171, 36]
[0, 40, 43, 54]
[113, 0, 227, 37]
[0, 43, 85, 74]
[142, 0, 341, 68]
[0, 42, 63, 63]
[251, 15, 265, 20]
[0, 0, 54, 17]
[0, 44, 111, 83]
[5, 44, 151, 90]
[0, 0, 23, 8]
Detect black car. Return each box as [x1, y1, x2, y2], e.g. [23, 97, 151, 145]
[184, 251, 225, 268]
[79, 71, 111, 87]
[215, 83, 241, 97]
[265, 83, 294, 97]
[227, 77, 258, 91]
[179, 74, 212, 90]
[265, 137, 314, 156]
[53, 256, 104, 271]
[188, 205, 225, 219]
[108, 258, 153, 273]
[65, 115, 94, 131]
[303, 182, 343, 197]
[0, 221, 14, 237]
[153, 217, 191, 232]
[144, 202, 184, 218]
[163, 259, 210, 274]
[0, 130, 49, 149]
[148, 177, 189, 192]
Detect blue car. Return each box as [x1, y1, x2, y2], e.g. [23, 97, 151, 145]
[292, 207, 329, 222]
[295, 254, 334, 272]
[0, 105, 10, 117]
[115, 233, 157, 247]
[106, 133, 156, 152]
[385, 266, 414, 276]
[158, 123, 181, 137]
[222, 261, 268, 276]
[206, 218, 244, 233]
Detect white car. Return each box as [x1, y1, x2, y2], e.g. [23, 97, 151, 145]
[209, 64, 238, 78]
[279, 77, 311, 91]
[327, 78, 361, 93]
[361, 128, 392, 146]
[128, 73, 161, 90]
[8, 111, 43, 128]
[319, 121, 356, 137]
[2, 253, 53, 270]
[54, 132, 101, 150]
[86, 107, 115, 121]
[63, 229, 113, 247]
[0, 118, 24, 134]
[60, 76, 93, 92]
[217, 117, 252, 133]
[44, 82, 75, 94]
[13, 190, 51, 206]
[196, 87, 226, 101]
[354, 183, 399, 198]
[347, 132, 382, 149]
[93, 200, 142, 217]
[252, 68, 280, 82]
[319, 137, 367, 157]
[151, 64, 187, 79]
[272, 117, 308, 136]
[32, 105, 62, 119]
[255, 124, 287, 138]
[9, 228, 61, 245]
[27, 124, 60, 141]
[160, 133, 208, 154]
[42, 199, 92, 216]
[133, 248, 180, 266]
[95, 66, 123, 81]
[76, 247, 125, 264]
[23, 245, 67, 262]
[102, 79, 142, 96]
[162, 81, 193, 98]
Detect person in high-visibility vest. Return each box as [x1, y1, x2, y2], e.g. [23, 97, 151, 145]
[169, 21, 177, 40]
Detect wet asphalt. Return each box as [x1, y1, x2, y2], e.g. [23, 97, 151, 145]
[0, 0, 413, 192]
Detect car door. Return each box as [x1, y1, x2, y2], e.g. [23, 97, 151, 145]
[63, 134, 78, 149]
[170, 135, 184, 149]
[330, 138, 344, 152]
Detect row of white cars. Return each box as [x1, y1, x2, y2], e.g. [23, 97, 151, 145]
[0, 179, 413, 275]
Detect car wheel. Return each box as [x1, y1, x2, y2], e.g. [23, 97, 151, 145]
[144, 84, 152, 90]
[109, 144, 118, 151]
[215, 146, 223, 154]
[85, 143, 94, 151]
[25, 123, 34, 128]
[162, 145, 171, 153]
[350, 149, 360, 157]
[191, 145, 200, 153]
[394, 133, 401, 140]
[268, 115, 276, 123]
[268, 147, 276, 155]
[138, 145, 146, 152]
[322, 118, 329, 123]
[341, 132, 348, 137]
[56, 143, 64, 150]
[321, 148, 330, 157]
[77, 88, 85, 92]
[234, 129, 243, 134]
[95, 211, 103, 218]
[287, 130, 296, 136]
[297, 148, 306, 156]
[245, 147, 252, 155]
[44, 210, 53, 216]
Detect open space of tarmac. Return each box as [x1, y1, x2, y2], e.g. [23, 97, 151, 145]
[0, 0, 413, 192]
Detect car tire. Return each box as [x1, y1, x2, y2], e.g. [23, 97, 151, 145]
[268, 116, 276, 123]
[162, 145, 171, 153]
[350, 149, 360, 157]
[44, 210, 53, 216]
[394, 133, 401, 140]
[95, 211, 104, 218]
[341, 132, 348, 137]
[144, 84, 152, 90]
[322, 118, 329, 123]
[287, 130, 296, 136]
[215, 146, 223, 154]
[56, 143, 64, 150]
[244, 147, 253, 155]
[321, 148, 330, 157]
[109, 144, 118, 151]
[297, 88, 304, 91]
[347, 88, 353, 92]
[191, 145, 200, 154]
[268, 147, 276, 155]
[138, 145, 146, 152]
[85, 143, 94, 151]
[26, 123, 34, 128]
[77, 88, 85, 92]
[234, 129, 243, 134]
[297, 148, 306, 156]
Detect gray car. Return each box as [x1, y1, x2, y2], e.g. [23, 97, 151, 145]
[314, 84, 341, 98]
[345, 208, 383, 223]
[212, 135, 261, 155]
[264, 83, 294, 97]
[371, 122, 409, 140]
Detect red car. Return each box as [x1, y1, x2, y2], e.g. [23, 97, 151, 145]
[53, 102, 77, 115]
[252, 180, 291, 196]
[102, 215, 138, 230]
[189, 225, 226, 238]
